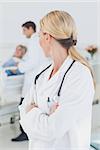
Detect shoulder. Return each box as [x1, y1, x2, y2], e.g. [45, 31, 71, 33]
[71, 60, 92, 79]
[31, 33, 38, 42]
[60, 60, 94, 99]
[63, 60, 93, 89]
[5, 58, 14, 64]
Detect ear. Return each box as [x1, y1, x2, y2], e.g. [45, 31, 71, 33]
[45, 33, 52, 43]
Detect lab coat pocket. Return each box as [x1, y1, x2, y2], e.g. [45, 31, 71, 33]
[47, 96, 59, 115]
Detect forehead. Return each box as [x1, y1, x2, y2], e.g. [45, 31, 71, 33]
[22, 27, 29, 31]
[16, 46, 23, 50]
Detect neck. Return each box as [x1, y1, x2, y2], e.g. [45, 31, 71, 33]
[13, 55, 22, 59]
[51, 47, 68, 71]
[30, 31, 35, 38]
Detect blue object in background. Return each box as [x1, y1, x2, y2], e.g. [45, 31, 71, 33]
[2, 58, 18, 68]
[5, 69, 24, 76]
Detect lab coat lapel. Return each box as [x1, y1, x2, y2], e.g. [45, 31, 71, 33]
[38, 64, 59, 93]
[40, 56, 74, 92]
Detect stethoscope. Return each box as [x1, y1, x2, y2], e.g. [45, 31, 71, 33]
[34, 60, 76, 107]
[34, 60, 98, 149]
[90, 144, 99, 150]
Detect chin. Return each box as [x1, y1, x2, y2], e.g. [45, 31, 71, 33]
[45, 52, 50, 57]
[26, 36, 31, 39]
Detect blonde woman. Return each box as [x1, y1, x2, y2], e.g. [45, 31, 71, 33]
[19, 10, 95, 150]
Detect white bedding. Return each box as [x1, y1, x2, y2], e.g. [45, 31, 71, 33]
[0, 69, 24, 106]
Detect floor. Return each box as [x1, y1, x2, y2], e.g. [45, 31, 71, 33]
[0, 122, 28, 150]
[0, 121, 99, 150]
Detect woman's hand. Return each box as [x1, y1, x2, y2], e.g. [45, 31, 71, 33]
[25, 102, 38, 113]
[49, 102, 59, 115]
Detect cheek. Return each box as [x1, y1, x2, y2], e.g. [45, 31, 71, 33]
[20, 52, 23, 56]
[22, 30, 26, 35]
[39, 38, 43, 48]
[39, 39, 46, 52]
[23, 30, 29, 36]
[15, 50, 19, 55]
[17, 52, 21, 56]
[39, 38, 50, 57]
[39, 37, 46, 48]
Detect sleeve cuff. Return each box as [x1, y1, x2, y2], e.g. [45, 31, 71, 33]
[19, 107, 42, 136]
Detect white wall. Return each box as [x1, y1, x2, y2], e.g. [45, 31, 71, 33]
[0, 1, 99, 62]
[0, 1, 98, 44]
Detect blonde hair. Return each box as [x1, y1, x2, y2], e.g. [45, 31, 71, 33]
[40, 10, 95, 87]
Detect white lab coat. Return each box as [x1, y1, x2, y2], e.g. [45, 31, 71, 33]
[18, 33, 50, 97]
[19, 56, 95, 150]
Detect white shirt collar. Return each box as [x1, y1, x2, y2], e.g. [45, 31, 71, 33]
[31, 32, 37, 39]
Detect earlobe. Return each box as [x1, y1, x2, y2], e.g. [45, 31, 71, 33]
[45, 34, 48, 40]
[46, 33, 51, 43]
[45, 33, 49, 40]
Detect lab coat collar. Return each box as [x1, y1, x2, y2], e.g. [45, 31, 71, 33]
[56, 55, 74, 73]
[48, 55, 74, 77]
[31, 32, 38, 39]
[40, 56, 74, 92]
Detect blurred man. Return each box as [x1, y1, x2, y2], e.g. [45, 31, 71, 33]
[11, 21, 50, 142]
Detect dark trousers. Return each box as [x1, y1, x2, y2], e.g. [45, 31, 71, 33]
[19, 97, 26, 134]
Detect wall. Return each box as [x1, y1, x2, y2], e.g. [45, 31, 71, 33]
[0, 1, 98, 44]
[0, 1, 99, 63]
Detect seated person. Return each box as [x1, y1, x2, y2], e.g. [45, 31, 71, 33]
[2, 45, 27, 76]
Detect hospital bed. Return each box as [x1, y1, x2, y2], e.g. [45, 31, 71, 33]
[0, 67, 24, 125]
